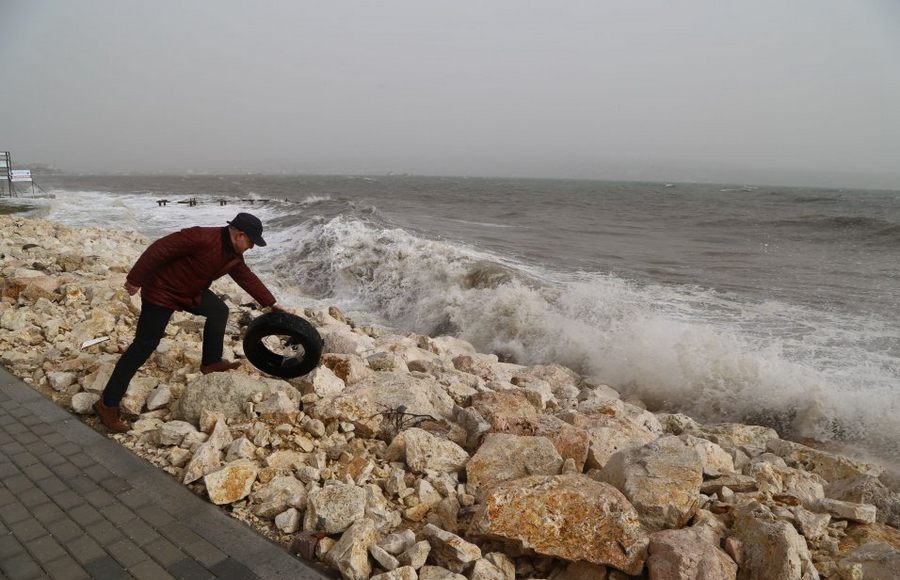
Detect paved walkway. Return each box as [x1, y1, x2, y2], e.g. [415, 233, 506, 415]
[0, 366, 332, 580]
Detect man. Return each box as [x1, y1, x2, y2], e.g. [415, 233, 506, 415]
[94, 212, 283, 432]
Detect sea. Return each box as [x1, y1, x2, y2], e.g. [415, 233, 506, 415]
[5, 175, 899, 473]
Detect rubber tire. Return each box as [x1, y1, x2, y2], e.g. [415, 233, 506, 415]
[242, 312, 324, 379]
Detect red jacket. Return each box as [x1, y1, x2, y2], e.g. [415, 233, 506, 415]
[126, 226, 276, 311]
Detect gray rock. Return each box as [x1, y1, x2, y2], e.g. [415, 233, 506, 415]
[173, 373, 299, 422]
[304, 483, 367, 534]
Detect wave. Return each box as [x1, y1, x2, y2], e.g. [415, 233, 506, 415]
[260, 216, 899, 461]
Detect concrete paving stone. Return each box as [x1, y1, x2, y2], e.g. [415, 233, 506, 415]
[36, 475, 71, 496]
[0, 551, 45, 579]
[4, 473, 33, 495]
[0, 460, 21, 479]
[102, 503, 136, 526]
[100, 475, 132, 494]
[121, 518, 160, 546]
[167, 557, 217, 580]
[4, 410, 28, 422]
[67, 475, 100, 494]
[0, 442, 26, 458]
[108, 537, 148, 569]
[55, 441, 82, 455]
[208, 558, 263, 580]
[16, 487, 49, 508]
[9, 515, 48, 543]
[40, 451, 67, 467]
[44, 553, 90, 580]
[183, 538, 228, 567]
[10, 450, 38, 468]
[15, 433, 40, 447]
[82, 463, 113, 483]
[144, 536, 187, 567]
[118, 489, 153, 510]
[42, 432, 67, 446]
[0, 532, 27, 560]
[20, 414, 42, 426]
[129, 558, 176, 580]
[65, 534, 108, 566]
[25, 533, 68, 563]
[29, 440, 53, 457]
[23, 462, 53, 481]
[51, 490, 83, 510]
[159, 521, 204, 547]
[48, 461, 82, 480]
[133, 503, 175, 528]
[33, 501, 66, 526]
[83, 555, 132, 580]
[30, 423, 56, 436]
[68, 503, 104, 527]
[82, 487, 117, 509]
[0, 487, 16, 507]
[48, 516, 84, 544]
[0, 501, 30, 525]
[67, 452, 94, 468]
[85, 519, 122, 545]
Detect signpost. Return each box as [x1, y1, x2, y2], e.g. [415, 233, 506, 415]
[0, 152, 10, 196]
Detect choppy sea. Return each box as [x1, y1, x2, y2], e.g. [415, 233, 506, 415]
[7, 175, 899, 471]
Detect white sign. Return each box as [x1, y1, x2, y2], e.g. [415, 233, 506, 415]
[10, 170, 32, 182]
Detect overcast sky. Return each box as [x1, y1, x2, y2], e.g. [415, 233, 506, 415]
[2, 1, 899, 187]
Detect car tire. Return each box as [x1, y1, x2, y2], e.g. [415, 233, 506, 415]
[242, 312, 324, 379]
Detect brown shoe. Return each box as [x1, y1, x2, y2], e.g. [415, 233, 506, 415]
[93, 400, 130, 433]
[200, 360, 241, 375]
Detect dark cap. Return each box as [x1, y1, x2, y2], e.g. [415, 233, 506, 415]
[227, 212, 267, 247]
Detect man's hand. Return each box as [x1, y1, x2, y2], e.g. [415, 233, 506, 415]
[124, 282, 140, 296]
[270, 304, 289, 314]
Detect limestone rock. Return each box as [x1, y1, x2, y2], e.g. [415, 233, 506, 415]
[120, 377, 159, 415]
[311, 373, 455, 438]
[275, 507, 301, 533]
[816, 498, 877, 524]
[251, 475, 308, 518]
[145, 385, 171, 411]
[564, 412, 656, 469]
[304, 483, 367, 534]
[173, 372, 300, 422]
[837, 542, 900, 580]
[646, 527, 737, 580]
[419, 566, 466, 580]
[370, 544, 400, 571]
[598, 436, 703, 532]
[699, 424, 779, 454]
[204, 460, 258, 505]
[731, 503, 816, 580]
[469, 474, 648, 575]
[371, 566, 417, 580]
[679, 434, 735, 474]
[486, 415, 590, 471]
[265, 450, 309, 470]
[47, 371, 78, 393]
[422, 523, 482, 574]
[826, 475, 900, 528]
[158, 421, 199, 446]
[71, 392, 99, 414]
[325, 518, 377, 580]
[255, 390, 300, 422]
[388, 428, 469, 474]
[398, 540, 431, 569]
[765, 439, 882, 482]
[466, 433, 563, 499]
[293, 366, 346, 398]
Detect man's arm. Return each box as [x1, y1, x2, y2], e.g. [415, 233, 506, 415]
[126, 228, 200, 290]
[228, 262, 277, 308]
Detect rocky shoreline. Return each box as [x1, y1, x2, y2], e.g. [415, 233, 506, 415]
[1, 214, 898, 580]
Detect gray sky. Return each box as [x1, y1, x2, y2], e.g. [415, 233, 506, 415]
[2, 0, 899, 188]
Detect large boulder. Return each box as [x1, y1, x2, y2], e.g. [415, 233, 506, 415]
[765, 439, 883, 483]
[469, 474, 648, 575]
[598, 436, 703, 532]
[387, 428, 470, 474]
[647, 528, 737, 580]
[485, 415, 590, 471]
[173, 373, 300, 422]
[730, 503, 816, 580]
[326, 518, 378, 580]
[310, 373, 455, 438]
[563, 412, 656, 469]
[466, 434, 563, 499]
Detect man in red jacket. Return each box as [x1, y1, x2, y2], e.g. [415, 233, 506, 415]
[94, 212, 283, 432]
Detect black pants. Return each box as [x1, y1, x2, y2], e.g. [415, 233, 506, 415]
[101, 289, 229, 406]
